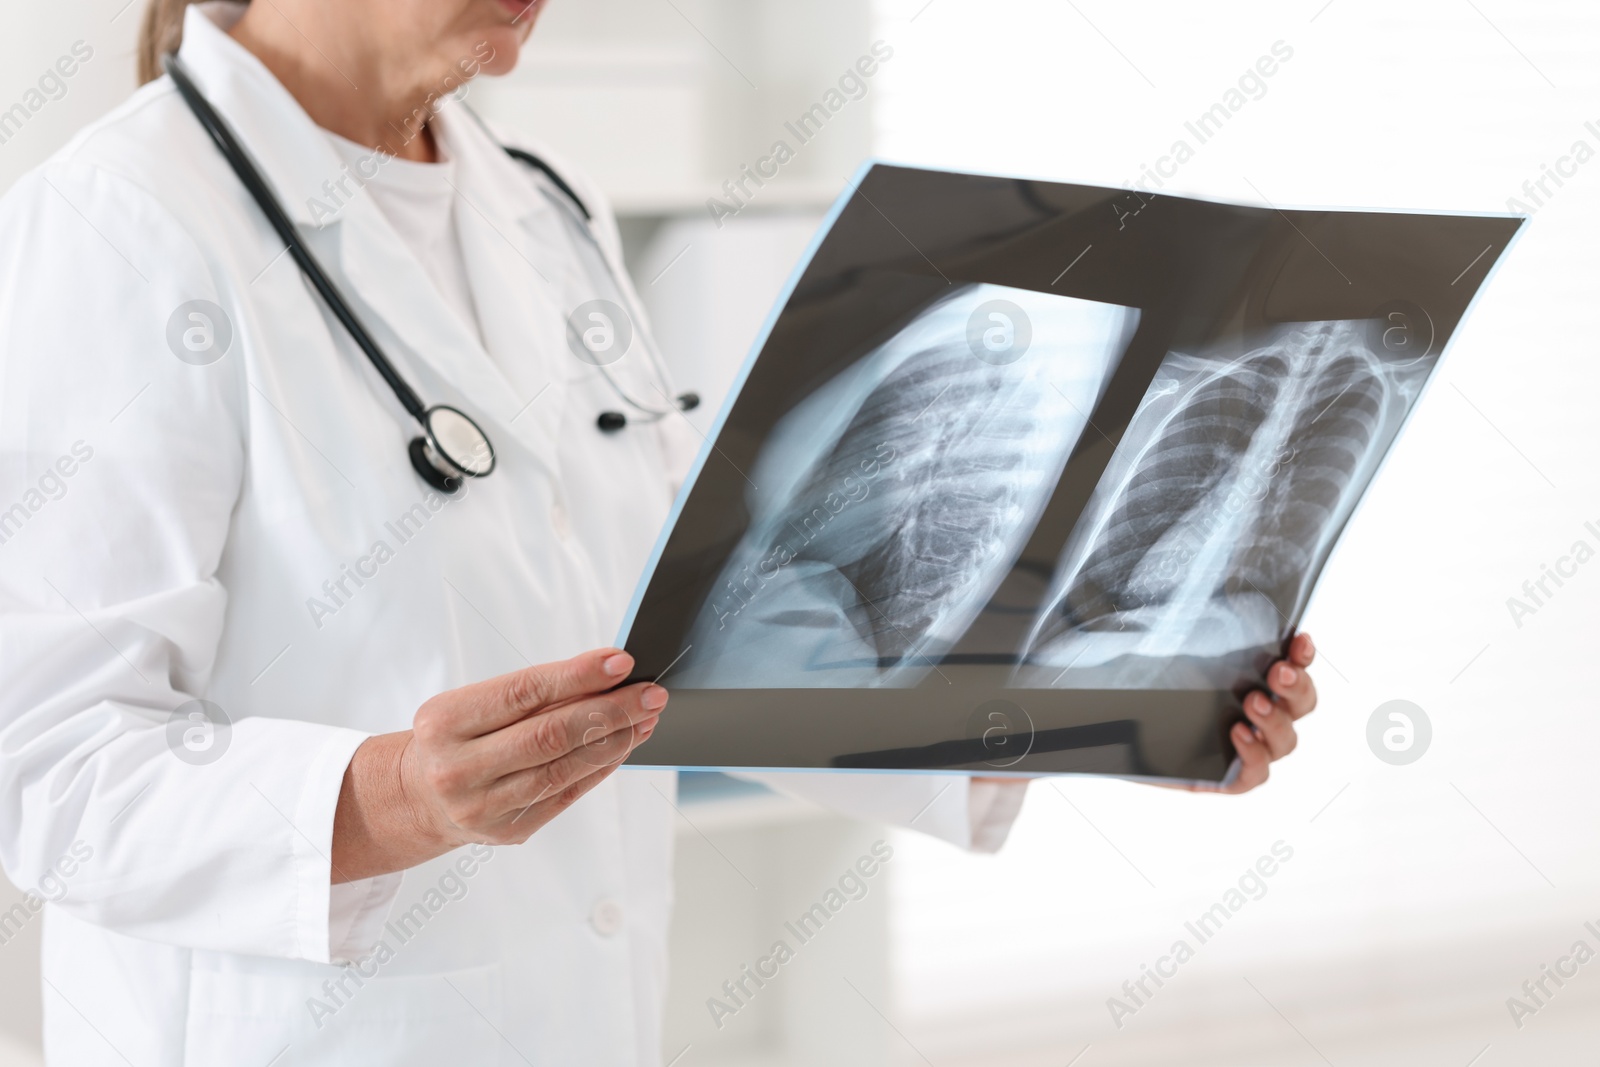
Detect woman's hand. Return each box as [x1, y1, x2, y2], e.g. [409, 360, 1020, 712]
[332, 648, 664, 883]
[982, 633, 1317, 801]
[1177, 631, 1319, 795]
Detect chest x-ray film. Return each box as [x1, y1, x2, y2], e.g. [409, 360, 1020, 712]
[619, 163, 1520, 781]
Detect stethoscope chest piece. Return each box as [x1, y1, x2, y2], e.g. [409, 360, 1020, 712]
[410, 404, 495, 493]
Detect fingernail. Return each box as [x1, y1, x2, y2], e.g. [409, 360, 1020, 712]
[1303, 635, 1315, 656]
[1278, 665, 1298, 686]
[603, 653, 632, 677]
[640, 718, 657, 738]
[641, 685, 668, 711]
[1245, 694, 1267, 718]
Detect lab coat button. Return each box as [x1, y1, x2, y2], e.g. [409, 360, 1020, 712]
[590, 899, 624, 937]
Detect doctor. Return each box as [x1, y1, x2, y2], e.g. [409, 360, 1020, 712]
[0, 0, 1320, 1063]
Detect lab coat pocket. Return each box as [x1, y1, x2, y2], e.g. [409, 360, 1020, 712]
[184, 957, 505, 1066]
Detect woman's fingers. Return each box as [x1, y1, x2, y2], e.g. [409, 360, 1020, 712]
[455, 682, 666, 781]
[1266, 655, 1318, 721]
[1226, 633, 1318, 792]
[487, 648, 637, 727]
[420, 649, 637, 741]
[1154, 715, 1282, 795]
[399, 646, 671, 851]
[1243, 690, 1298, 760]
[1288, 631, 1316, 669]
[486, 714, 661, 831]
[1224, 721, 1271, 794]
[495, 760, 626, 843]
[1160, 634, 1318, 795]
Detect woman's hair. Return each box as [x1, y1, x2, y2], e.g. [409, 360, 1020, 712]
[138, 0, 248, 84]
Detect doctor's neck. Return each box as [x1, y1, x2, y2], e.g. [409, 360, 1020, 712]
[227, 0, 539, 163]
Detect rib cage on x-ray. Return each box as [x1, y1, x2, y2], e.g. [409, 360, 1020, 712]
[774, 343, 1032, 664]
[1020, 319, 1427, 687]
[676, 284, 1137, 688]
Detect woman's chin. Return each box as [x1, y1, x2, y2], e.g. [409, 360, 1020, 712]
[471, 26, 528, 77]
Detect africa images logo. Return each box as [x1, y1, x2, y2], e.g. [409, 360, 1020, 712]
[166, 700, 232, 766]
[1366, 700, 1431, 765]
[166, 300, 233, 366]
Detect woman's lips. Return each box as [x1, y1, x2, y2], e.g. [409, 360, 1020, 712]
[497, 0, 540, 20]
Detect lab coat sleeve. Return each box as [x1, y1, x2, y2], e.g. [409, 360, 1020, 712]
[0, 160, 377, 964]
[730, 772, 1029, 853]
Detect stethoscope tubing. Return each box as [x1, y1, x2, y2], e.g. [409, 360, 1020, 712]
[167, 51, 690, 463]
[456, 104, 683, 423]
[164, 55, 431, 425]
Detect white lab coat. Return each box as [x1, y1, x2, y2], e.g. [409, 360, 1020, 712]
[0, 5, 1021, 1065]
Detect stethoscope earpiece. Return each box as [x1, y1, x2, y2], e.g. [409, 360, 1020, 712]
[596, 392, 700, 434]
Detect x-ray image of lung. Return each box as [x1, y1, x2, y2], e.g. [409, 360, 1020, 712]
[1016, 319, 1427, 689]
[618, 162, 1520, 776]
[674, 283, 1139, 688]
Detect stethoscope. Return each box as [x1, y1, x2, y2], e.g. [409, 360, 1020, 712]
[163, 54, 698, 495]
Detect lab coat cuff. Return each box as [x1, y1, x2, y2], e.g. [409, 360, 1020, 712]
[328, 871, 404, 964]
[966, 779, 1029, 854]
[291, 726, 375, 964]
[729, 772, 1023, 853]
[903, 776, 1026, 852]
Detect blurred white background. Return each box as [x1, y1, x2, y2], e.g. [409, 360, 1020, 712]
[2, 1, 1597, 1065]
